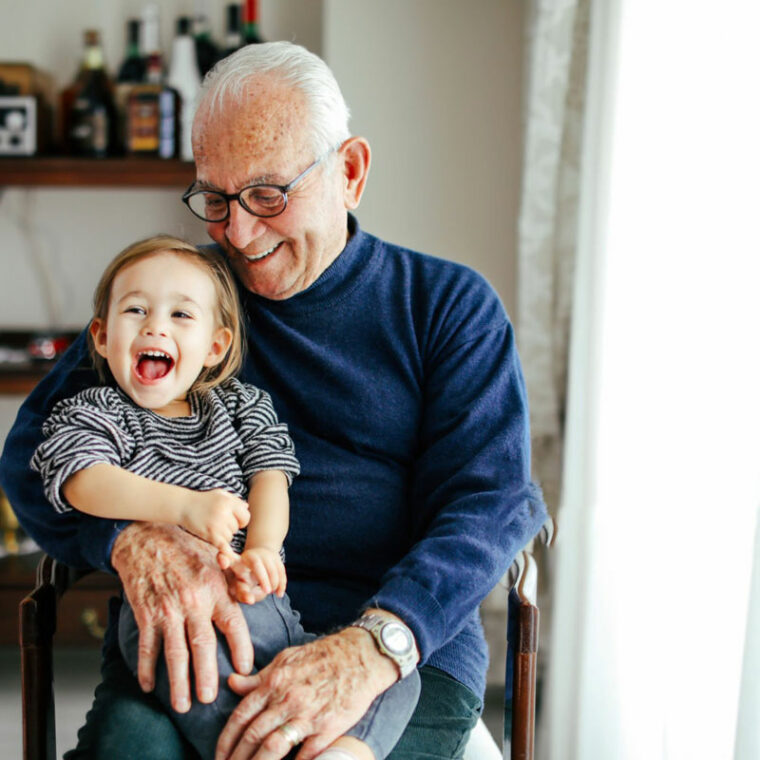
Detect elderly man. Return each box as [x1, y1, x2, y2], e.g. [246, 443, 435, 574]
[0, 42, 546, 760]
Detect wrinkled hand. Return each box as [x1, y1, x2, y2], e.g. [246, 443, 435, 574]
[215, 628, 398, 760]
[223, 546, 287, 604]
[179, 488, 250, 559]
[112, 522, 254, 713]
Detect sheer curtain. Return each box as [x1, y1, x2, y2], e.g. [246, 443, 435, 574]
[517, 0, 590, 516]
[542, 1, 760, 759]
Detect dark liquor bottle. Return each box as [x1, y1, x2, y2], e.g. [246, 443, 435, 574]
[193, 11, 220, 76]
[242, 0, 264, 44]
[117, 19, 146, 83]
[68, 29, 118, 157]
[115, 19, 146, 153]
[222, 3, 243, 58]
[59, 39, 87, 154]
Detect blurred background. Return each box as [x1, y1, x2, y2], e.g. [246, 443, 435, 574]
[0, 1, 758, 759]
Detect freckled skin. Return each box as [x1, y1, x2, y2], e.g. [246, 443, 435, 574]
[192, 76, 349, 301]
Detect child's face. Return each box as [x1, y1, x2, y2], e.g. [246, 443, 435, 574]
[90, 251, 232, 415]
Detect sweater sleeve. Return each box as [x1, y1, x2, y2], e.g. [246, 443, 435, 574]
[30, 388, 133, 514]
[0, 329, 130, 572]
[223, 379, 300, 485]
[370, 284, 547, 662]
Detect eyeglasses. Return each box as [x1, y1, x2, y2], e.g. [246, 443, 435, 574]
[182, 147, 336, 223]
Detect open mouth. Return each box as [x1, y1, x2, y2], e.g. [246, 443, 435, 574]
[135, 350, 175, 381]
[243, 242, 282, 262]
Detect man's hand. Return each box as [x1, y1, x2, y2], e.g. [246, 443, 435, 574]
[112, 522, 254, 713]
[215, 626, 399, 760]
[178, 488, 250, 558]
[224, 546, 287, 604]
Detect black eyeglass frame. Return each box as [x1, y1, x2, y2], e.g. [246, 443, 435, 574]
[181, 145, 339, 223]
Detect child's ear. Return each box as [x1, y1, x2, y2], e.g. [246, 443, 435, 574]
[89, 318, 109, 358]
[204, 327, 233, 368]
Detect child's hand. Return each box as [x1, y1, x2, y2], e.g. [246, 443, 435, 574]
[178, 489, 250, 559]
[225, 546, 287, 604]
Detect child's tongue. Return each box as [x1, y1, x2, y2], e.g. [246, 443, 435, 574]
[138, 357, 171, 380]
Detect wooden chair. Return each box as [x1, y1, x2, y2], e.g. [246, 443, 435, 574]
[19, 555, 99, 760]
[19, 517, 556, 760]
[503, 517, 555, 760]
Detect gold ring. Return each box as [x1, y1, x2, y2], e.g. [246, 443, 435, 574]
[278, 723, 302, 746]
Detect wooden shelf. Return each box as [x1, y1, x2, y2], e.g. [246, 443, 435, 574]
[0, 157, 195, 187]
[0, 373, 46, 395]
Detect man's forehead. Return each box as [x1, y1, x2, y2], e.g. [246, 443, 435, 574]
[195, 79, 309, 161]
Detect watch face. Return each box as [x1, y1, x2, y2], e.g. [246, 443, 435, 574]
[381, 622, 413, 655]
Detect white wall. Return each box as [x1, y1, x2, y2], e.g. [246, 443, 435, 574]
[325, 0, 524, 315]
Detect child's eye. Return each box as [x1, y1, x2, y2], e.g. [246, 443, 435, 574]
[172, 310, 193, 319]
[124, 306, 145, 315]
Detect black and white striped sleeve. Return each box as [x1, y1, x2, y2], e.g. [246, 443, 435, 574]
[223, 380, 300, 486]
[30, 388, 134, 513]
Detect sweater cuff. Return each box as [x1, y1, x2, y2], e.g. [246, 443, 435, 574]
[78, 517, 131, 574]
[370, 575, 446, 663]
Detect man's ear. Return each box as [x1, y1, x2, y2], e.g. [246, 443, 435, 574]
[339, 137, 371, 210]
[89, 318, 109, 358]
[204, 327, 233, 368]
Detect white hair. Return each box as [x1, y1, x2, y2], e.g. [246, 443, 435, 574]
[197, 41, 351, 156]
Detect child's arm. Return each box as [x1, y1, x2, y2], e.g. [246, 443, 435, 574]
[63, 463, 250, 558]
[222, 469, 290, 604]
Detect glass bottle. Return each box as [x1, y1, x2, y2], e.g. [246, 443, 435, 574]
[193, 8, 220, 76]
[117, 19, 146, 83]
[242, 0, 264, 44]
[167, 17, 202, 162]
[222, 3, 243, 58]
[127, 52, 180, 159]
[68, 29, 118, 157]
[115, 19, 146, 153]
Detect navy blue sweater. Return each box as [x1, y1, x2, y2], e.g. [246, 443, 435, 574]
[0, 215, 546, 699]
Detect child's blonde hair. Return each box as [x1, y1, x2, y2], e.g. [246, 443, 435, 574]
[88, 235, 244, 394]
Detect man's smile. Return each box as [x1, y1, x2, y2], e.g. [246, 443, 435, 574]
[242, 242, 283, 262]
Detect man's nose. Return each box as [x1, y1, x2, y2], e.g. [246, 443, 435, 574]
[224, 202, 268, 249]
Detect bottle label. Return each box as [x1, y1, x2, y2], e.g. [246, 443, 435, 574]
[70, 102, 109, 156]
[128, 91, 160, 152]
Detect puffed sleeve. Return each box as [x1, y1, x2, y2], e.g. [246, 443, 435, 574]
[218, 378, 300, 485]
[30, 388, 134, 513]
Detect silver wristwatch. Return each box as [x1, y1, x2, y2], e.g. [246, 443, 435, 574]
[350, 612, 419, 679]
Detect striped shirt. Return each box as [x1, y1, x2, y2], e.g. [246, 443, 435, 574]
[31, 377, 300, 554]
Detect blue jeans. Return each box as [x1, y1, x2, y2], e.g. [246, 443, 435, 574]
[118, 593, 420, 760]
[64, 597, 481, 760]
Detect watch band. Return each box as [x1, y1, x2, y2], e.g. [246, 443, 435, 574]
[350, 612, 419, 679]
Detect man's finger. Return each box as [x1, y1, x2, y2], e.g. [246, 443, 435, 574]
[215, 683, 271, 759]
[215, 598, 254, 675]
[228, 671, 261, 695]
[162, 615, 192, 712]
[251, 720, 311, 760]
[136, 623, 160, 693]
[187, 613, 220, 703]
[217, 543, 237, 566]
